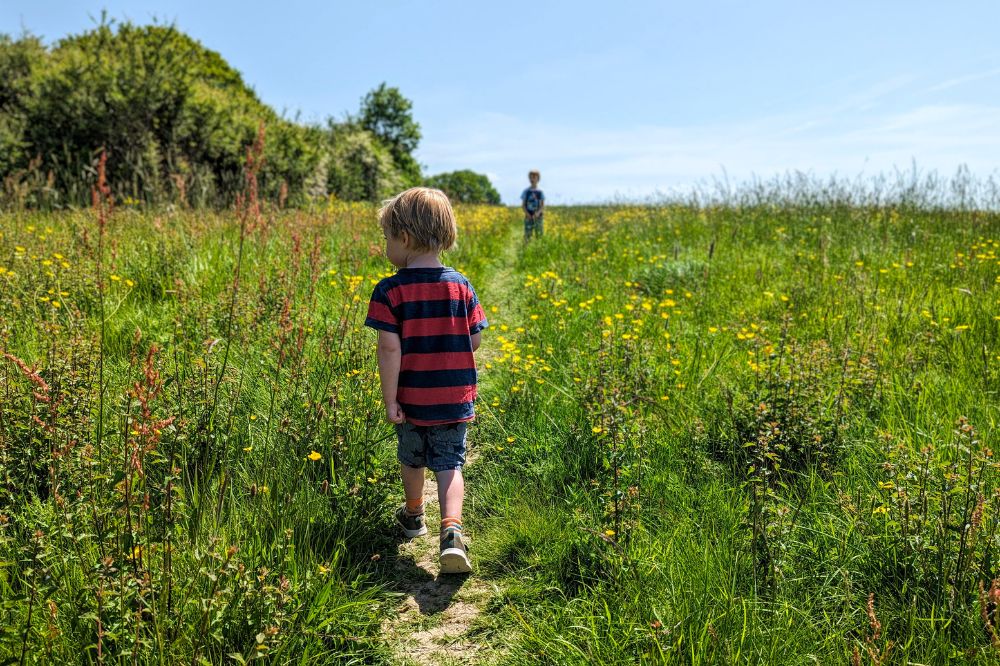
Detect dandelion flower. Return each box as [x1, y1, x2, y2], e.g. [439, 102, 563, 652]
[307, 451, 322, 461]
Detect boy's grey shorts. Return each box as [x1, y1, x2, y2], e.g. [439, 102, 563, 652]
[395, 422, 468, 472]
[524, 216, 544, 237]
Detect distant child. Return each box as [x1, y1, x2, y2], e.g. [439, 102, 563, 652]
[520, 170, 545, 240]
[364, 187, 488, 574]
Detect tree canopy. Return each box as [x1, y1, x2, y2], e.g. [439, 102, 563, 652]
[359, 83, 423, 188]
[0, 21, 432, 208]
[425, 170, 501, 205]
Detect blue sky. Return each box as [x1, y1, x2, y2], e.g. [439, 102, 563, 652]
[5, 1, 1000, 203]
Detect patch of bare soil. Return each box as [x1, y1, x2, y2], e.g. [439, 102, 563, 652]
[382, 471, 503, 666]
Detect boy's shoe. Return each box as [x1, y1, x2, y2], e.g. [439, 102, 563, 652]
[395, 505, 427, 538]
[439, 526, 472, 574]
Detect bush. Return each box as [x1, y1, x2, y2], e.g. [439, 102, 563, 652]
[425, 169, 501, 204]
[0, 23, 429, 207]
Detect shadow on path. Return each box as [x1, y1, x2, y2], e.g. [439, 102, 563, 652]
[389, 547, 471, 615]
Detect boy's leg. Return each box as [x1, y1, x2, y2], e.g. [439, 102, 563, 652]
[425, 423, 467, 522]
[395, 424, 429, 537]
[437, 467, 471, 573]
[401, 464, 425, 511]
[436, 468, 464, 523]
[426, 423, 471, 573]
[395, 464, 428, 537]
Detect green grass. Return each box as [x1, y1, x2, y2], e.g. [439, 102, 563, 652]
[1, 199, 999, 664]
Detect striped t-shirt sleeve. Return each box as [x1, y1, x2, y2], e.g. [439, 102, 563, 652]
[467, 284, 488, 334]
[364, 282, 400, 334]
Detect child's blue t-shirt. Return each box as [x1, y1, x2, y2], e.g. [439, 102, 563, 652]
[521, 188, 544, 215]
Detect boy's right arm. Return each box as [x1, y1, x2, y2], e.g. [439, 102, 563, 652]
[376, 329, 405, 424]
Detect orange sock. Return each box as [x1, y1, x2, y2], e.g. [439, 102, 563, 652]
[405, 498, 424, 514]
[441, 516, 462, 530]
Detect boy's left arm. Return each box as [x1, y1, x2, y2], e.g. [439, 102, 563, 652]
[376, 330, 405, 424]
[365, 281, 405, 424]
[466, 283, 488, 350]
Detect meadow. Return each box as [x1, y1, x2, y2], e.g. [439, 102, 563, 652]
[1, 177, 999, 664]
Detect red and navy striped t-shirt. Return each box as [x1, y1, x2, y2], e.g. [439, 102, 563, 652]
[364, 267, 488, 426]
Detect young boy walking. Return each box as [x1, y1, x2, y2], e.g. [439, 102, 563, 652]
[364, 187, 488, 574]
[520, 170, 545, 240]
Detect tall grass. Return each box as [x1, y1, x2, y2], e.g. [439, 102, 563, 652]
[0, 174, 512, 663]
[1, 174, 998, 663]
[469, 200, 999, 664]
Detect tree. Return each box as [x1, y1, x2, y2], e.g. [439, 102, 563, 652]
[358, 83, 422, 186]
[0, 34, 45, 176]
[0, 20, 469, 208]
[7, 20, 319, 206]
[425, 170, 501, 204]
[324, 121, 403, 202]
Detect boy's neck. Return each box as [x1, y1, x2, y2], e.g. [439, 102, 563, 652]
[404, 252, 444, 269]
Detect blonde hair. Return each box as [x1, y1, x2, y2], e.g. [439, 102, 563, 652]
[378, 187, 457, 252]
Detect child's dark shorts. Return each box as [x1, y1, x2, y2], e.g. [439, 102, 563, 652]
[524, 215, 544, 238]
[395, 422, 467, 472]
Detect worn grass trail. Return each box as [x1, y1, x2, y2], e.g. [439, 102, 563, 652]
[381, 223, 524, 665]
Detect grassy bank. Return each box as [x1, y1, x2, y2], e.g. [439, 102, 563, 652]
[1, 199, 999, 663]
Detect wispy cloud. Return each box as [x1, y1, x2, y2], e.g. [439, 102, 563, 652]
[420, 100, 1000, 204]
[925, 67, 1000, 94]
